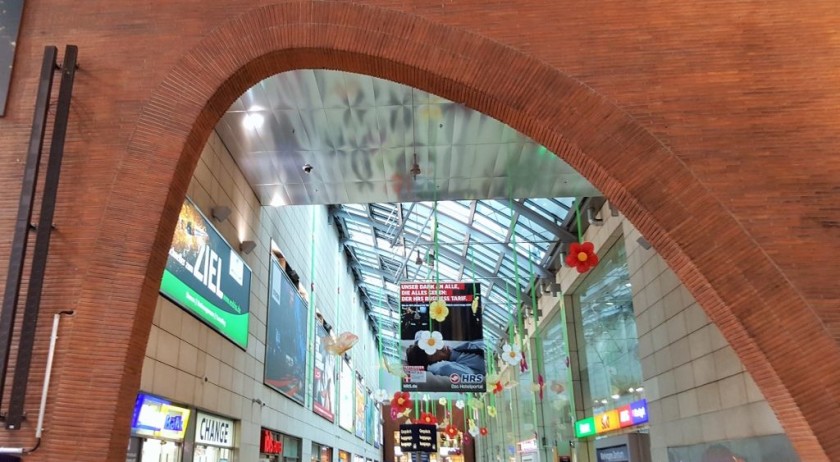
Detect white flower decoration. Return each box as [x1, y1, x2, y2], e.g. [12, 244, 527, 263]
[455, 399, 465, 409]
[373, 388, 389, 403]
[502, 343, 522, 366]
[469, 426, 480, 437]
[439, 397, 447, 406]
[418, 331, 445, 355]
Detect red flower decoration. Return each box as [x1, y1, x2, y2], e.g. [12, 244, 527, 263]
[390, 407, 400, 421]
[566, 241, 599, 273]
[492, 381, 504, 394]
[537, 374, 545, 401]
[419, 412, 437, 425]
[391, 391, 412, 413]
[463, 433, 472, 445]
[479, 427, 488, 436]
[520, 356, 529, 373]
[444, 424, 460, 439]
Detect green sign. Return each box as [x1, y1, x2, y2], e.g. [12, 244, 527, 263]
[574, 417, 596, 438]
[161, 198, 251, 348]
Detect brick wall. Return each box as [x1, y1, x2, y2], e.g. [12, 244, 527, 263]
[0, 1, 838, 460]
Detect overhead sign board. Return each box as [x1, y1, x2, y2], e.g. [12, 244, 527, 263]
[399, 424, 438, 453]
[400, 282, 485, 392]
[131, 393, 191, 442]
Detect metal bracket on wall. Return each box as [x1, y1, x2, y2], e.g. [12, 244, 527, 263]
[1, 45, 78, 430]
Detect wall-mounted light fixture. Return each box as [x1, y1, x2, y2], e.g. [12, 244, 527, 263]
[211, 206, 231, 222]
[240, 240, 257, 254]
[637, 237, 652, 250]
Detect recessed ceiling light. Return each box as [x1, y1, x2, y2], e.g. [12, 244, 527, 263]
[625, 283, 632, 287]
[611, 394, 620, 400]
[243, 113, 264, 130]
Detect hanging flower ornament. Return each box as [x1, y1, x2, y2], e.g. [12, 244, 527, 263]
[419, 412, 438, 425]
[480, 427, 488, 436]
[439, 397, 447, 406]
[502, 343, 522, 366]
[471, 296, 480, 315]
[390, 407, 400, 421]
[468, 425, 480, 437]
[374, 388, 389, 404]
[323, 331, 359, 355]
[455, 399, 465, 410]
[520, 355, 529, 373]
[550, 381, 565, 394]
[418, 331, 445, 355]
[488, 374, 504, 394]
[565, 241, 599, 273]
[463, 432, 472, 445]
[444, 424, 460, 439]
[487, 406, 497, 418]
[391, 391, 413, 413]
[429, 299, 449, 322]
[467, 397, 484, 409]
[381, 358, 406, 378]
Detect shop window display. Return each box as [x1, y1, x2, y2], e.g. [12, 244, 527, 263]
[573, 241, 645, 414]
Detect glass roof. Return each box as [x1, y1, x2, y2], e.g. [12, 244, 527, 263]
[331, 197, 596, 359]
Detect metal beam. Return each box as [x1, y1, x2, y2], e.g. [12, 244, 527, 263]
[502, 199, 578, 243]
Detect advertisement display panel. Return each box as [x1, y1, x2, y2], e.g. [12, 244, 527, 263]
[264, 257, 308, 404]
[339, 359, 354, 432]
[313, 321, 336, 421]
[365, 390, 374, 444]
[161, 198, 252, 348]
[400, 282, 485, 392]
[354, 378, 366, 440]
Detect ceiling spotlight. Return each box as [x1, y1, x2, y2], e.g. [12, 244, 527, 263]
[415, 251, 423, 266]
[242, 113, 264, 130]
[635, 387, 644, 393]
[302, 163, 314, 174]
[628, 387, 635, 393]
[600, 399, 608, 405]
[637, 236, 652, 250]
[427, 252, 435, 265]
[410, 153, 421, 180]
[240, 240, 257, 255]
[611, 394, 620, 400]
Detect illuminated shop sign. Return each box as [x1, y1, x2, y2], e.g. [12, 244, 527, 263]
[131, 393, 191, 442]
[195, 411, 234, 448]
[574, 399, 648, 438]
[261, 428, 284, 454]
[517, 438, 538, 453]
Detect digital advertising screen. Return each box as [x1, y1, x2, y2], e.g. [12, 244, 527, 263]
[400, 282, 485, 392]
[339, 359, 354, 432]
[313, 321, 336, 421]
[264, 257, 308, 404]
[365, 390, 374, 444]
[160, 198, 251, 348]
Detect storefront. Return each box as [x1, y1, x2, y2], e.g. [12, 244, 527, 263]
[259, 427, 302, 462]
[193, 411, 236, 462]
[311, 441, 333, 462]
[338, 450, 351, 462]
[128, 393, 192, 462]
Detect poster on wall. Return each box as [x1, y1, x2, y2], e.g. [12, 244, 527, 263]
[313, 320, 336, 421]
[160, 197, 252, 349]
[354, 378, 366, 440]
[0, 0, 24, 116]
[264, 257, 308, 404]
[374, 405, 382, 449]
[339, 358, 354, 432]
[365, 390, 374, 444]
[400, 282, 485, 392]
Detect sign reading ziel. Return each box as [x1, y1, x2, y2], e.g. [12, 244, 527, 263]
[399, 424, 437, 453]
[161, 198, 251, 348]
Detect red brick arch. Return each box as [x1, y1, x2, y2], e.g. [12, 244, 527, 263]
[4, 1, 838, 460]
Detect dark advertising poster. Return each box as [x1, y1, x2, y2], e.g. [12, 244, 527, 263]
[161, 198, 251, 348]
[264, 258, 308, 404]
[313, 321, 336, 421]
[338, 359, 354, 432]
[399, 424, 438, 453]
[0, 0, 24, 116]
[400, 282, 485, 392]
[354, 378, 366, 440]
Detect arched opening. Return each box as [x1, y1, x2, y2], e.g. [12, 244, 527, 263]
[18, 2, 834, 460]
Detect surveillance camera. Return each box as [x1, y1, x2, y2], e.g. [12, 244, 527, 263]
[303, 163, 314, 174]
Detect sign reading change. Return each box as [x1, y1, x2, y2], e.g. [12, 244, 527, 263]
[161, 198, 251, 348]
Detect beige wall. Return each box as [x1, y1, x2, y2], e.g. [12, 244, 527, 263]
[529, 203, 787, 462]
[140, 133, 382, 462]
